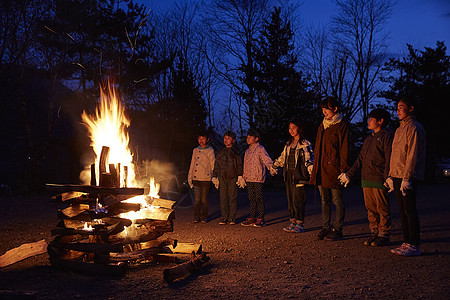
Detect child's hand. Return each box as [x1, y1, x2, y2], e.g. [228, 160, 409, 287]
[188, 179, 193, 189]
[269, 167, 278, 176]
[307, 165, 313, 175]
[400, 179, 412, 196]
[212, 177, 219, 189]
[384, 177, 394, 193]
[338, 173, 350, 187]
[236, 176, 246, 188]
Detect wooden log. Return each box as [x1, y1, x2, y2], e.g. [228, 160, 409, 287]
[109, 164, 117, 187]
[151, 254, 181, 264]
[107, 220, 173, 244]
[149, 198, 176, 209]
[46, 184, 144, 196]
[99, 146, 110, 187]
[0, 239, 48, 268]
[49, 258, 126, 276]
[50, 242, 123, 253]
[168, 243, 202, 254]
[58, 204, 90, 219]
[51, 191, 87, 202]
[101, 173, 113, 187]
[163, 252, 211, 283]
[91, 163, 96, 186]
[107, 248, 159, 262]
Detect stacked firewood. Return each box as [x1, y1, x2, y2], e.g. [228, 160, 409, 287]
[45, 187, 177, 275]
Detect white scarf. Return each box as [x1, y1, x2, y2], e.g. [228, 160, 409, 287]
[322, 113, 342, 130]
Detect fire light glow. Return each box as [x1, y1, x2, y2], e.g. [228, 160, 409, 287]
[83, 222, 94, 232]
[81, 83, 136, 187]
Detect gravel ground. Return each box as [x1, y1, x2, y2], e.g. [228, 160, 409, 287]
[0, 182, 449, 299]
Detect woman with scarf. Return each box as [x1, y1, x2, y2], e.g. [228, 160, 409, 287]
[310, 96, 350, 241]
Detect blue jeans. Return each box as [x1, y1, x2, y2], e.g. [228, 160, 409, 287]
[318, 186, 345, 232]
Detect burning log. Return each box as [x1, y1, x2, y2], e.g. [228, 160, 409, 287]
[163, 252, 211, 283]
[51, 191, 87, 202]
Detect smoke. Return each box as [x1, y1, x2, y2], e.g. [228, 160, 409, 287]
[135, 160, 176, 192]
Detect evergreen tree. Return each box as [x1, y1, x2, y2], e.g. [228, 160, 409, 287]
[253, 7, 318, 155]
[380, 41, 450, 181]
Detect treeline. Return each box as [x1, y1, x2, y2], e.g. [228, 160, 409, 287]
[0, 0, 449, 192]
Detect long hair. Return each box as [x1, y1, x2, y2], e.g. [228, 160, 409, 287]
[287, 120, 305, 146]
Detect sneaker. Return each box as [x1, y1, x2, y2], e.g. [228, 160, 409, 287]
[325, 228, 343, 241]
[364, 234, 378, 246]
[241, 217, 256, 226]
[201, 219, 207, 224]
[228, 220, 236, 225]
[371, 236, 390, 247]
[390, 243, 409, 255]
[253, 218, 266, 227]
[291, 224, 305, 233]
[193, 219, 200, 224]
[218, 219, 228, 225]
[283, 223, 296, 232]
[395, 243, 421, 256]
[317, 228, 330, 240]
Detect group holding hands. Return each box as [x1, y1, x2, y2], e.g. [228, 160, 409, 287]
[188, 96, 426, 257]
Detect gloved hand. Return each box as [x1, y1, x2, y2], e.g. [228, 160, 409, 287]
[188, 178, 193, 189]
[400, 179, 412, 196]
[338, 173, 350, 187]
[384, 177, 394, 193]
[236, 176, 246, 189]
[307, 165, 313, 175]
[269, 167, 278, 176]
[212, 177, 219, 189]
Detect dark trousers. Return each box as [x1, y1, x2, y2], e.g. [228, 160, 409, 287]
[247, 182, 264, 219]
[219, 176, 238, 221]
[285, 175, 306, 224]
[318, 186, 345, 232]
[193, 181, 210, 220]
[393, 177, 420, 246]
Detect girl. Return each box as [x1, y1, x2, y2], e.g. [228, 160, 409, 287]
[272, 121, 314, 233]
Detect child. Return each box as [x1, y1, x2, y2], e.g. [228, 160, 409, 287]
[310, 96, 349, 241]
[240, 129, 274, 228]
[386, 97, 426, 256]
[272, 120, 314, 233]
[212, 131, 243, 225]
[338, 108, 393, 246]
[188, 131, 215, 223]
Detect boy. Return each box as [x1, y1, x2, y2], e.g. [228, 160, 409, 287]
[188, 131, 215, 223]
[240, 129, 274, 228]
[212, 131, 243, 225]
[310, 96, 349, 241]
[339, 108, 393, 246]
[386, 97, 426, 256]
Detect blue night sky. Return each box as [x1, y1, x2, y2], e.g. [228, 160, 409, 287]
[143, 0, 450, 55]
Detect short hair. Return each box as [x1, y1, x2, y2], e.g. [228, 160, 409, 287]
[320, 96, 341, 112]
[224, 130, 236, 140]
[247, 128, 261, 139]
[368, 108, 390, 128]
[197, 130, 209, 138]
[397, 96, 417, 109]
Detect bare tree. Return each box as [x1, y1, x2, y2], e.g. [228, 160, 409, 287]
[303, 0, 393, 123]
[201, 0, 269, 133]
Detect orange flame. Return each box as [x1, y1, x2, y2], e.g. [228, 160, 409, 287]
[81, 83, 135, 187]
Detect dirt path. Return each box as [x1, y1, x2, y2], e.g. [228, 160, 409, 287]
[1, 183, 449, 299]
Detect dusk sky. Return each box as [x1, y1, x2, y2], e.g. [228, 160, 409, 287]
[143, 0, 450, 55]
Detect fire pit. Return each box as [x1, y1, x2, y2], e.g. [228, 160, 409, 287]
[44, 84, 208, 277]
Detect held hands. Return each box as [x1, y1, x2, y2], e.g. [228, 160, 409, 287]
[338, 173, 350, 187]
[269, 167, 278, 176]
[236, 176, 246, 189]
[384, 177, 394, 193]
[212, 177, 219, 189]
[307, 165, 313, 175]
[400, 179, 412, 196]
